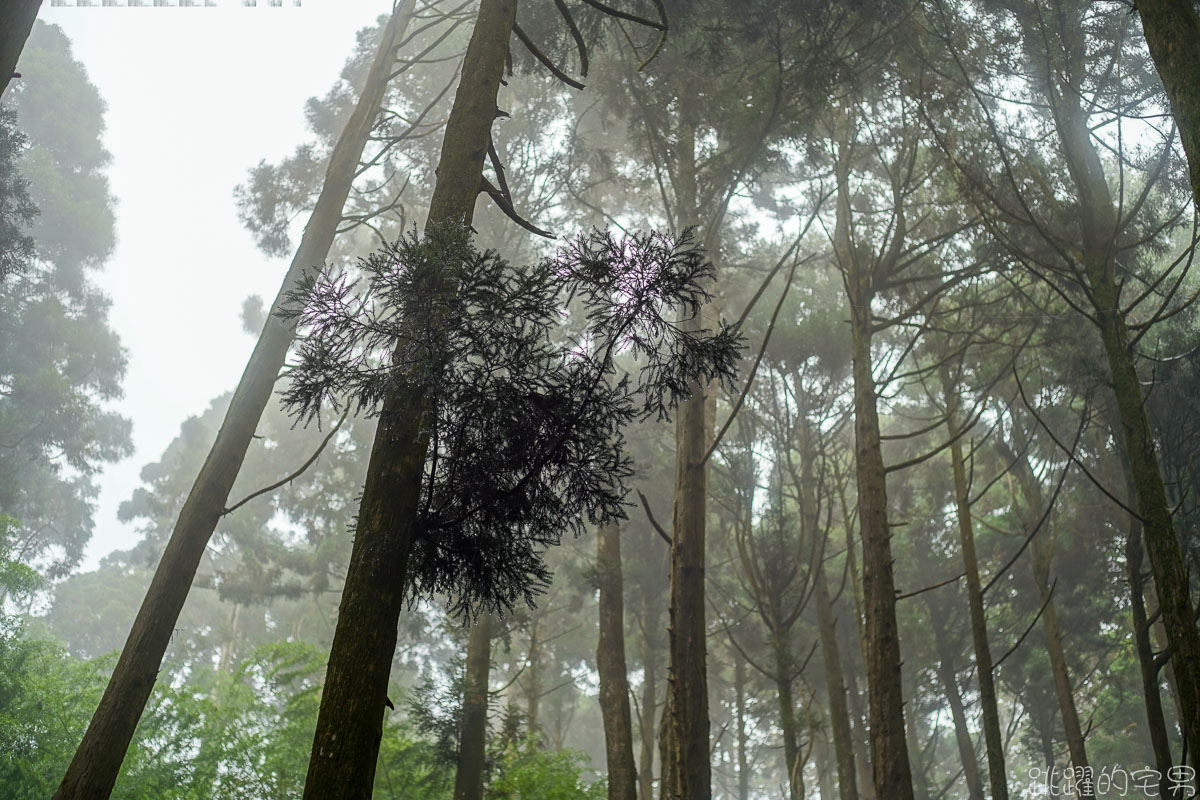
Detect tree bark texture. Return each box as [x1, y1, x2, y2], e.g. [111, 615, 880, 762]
[52, 6, 416, 798]
[301, 2, 517, 797]
[598, 521, 639, 800]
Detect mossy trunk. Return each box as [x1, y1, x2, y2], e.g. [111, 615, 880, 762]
[52, 6, 417, 798]
[301, 2, 517, 797]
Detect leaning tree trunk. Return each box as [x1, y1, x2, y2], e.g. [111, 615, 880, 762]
[941, 368, 1008, 800]
[1002, 436, 1092, 798]
[301, 2, 517, 798]
[928, 608, 983, 800]
[52, 6, 416, 798]
[1136, 0, 1200, 209]
[0, 0, 40, 98]
[597, 521, 639, 800]
[453, 614, 495, 800]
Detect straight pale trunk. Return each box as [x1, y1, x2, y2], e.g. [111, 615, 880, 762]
[52, 6, 416, 798]
[597, 521, 639, 800]
[300, 2, 517, 797]
[453, 614, 495, 800]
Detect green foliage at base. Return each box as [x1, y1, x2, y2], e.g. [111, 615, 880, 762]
[0, 625, 604, 800]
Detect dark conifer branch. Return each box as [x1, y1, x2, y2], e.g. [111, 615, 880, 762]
[511, 22, 585, 90]
[479, 175, 555, 239]
[576, 0, 665, 31]
[552, 0, 589, 77]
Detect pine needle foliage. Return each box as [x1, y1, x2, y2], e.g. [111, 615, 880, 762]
[280, 222, 742, 615]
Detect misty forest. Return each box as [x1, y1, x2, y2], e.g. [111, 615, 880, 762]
[3, 0, 1200, 798]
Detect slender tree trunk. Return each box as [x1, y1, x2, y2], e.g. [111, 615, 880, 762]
[0, 0, 40, 98]
[734, 651, 750, 800]
[598, 522, 639, 800]
[52, 7, 417, 798]
[929, 613, 983, 800]
[840, 610, 876, 800]
[1030, 534, 1092, 798]
[1127, 521, 1175, 798]
[814, 563, 860, 800]
[941, 369, 1008, 800]
[1001, 433, 1093, 797]
[800, 410, 859, 800]
[301, 2, 517, 797]
[1136, 0, 1200, 208]
[453, 614, 494, 800]
[772, 636, 803, 800]
[639, 574, 662, 800]
[836, 115, 914, 798]
[526, 611, 542, 737]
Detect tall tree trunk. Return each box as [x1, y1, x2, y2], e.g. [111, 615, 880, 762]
[801, 411, 858, 800]
[1127, 519, 1174, 798]
[301, 2, 517, 797]
[526, 611, 542, 737]
[1032, 5, 1200, 765]
[928, 611, 983, 800]
[0, 0, 40, 98]
[814, 564, 859, 800]
[598, 522, 639, 800]
[1136, 0, 1200, 209]
[664, 98, 712, 800]
[840, 609, 876, 800]
[454, 614, 495, 800]
[52, 6, 416, 798]
[639, 572, 663, 800]
[836, 121, 914, 800]
[734, 651, 750, 800]
[941, 368, 1008, 800]
[772, 636, 803, 800]
[1030, 534, 1092, 798]
[1000, 434, 1093, 797]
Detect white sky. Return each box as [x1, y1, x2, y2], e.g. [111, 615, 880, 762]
[32, 1, 395, 569]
